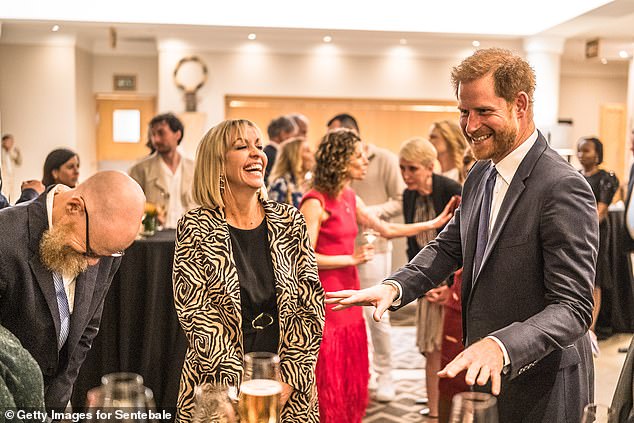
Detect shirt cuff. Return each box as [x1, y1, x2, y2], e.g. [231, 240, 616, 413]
[381, 280, 403, 307]
[486, 335, 511, 373]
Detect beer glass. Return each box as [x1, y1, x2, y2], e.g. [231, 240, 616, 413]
[581, 403, 612, 423]
[449, 392, 498, 423]
[239, 352, 282, 423]
[192, 383, 238, 423]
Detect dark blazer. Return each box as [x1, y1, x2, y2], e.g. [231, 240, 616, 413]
[624, 163, 634, 251]
[263, 144, 278, 185]
[403, 173, 462, 261]
[0, 193, 121, 410]
[389, 133, 598, 422]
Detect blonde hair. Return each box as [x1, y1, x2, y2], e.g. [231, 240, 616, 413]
[269, 137, 308, 184]
[432, 120, 468, 182]
[193, 119, 264, 208]
[399, 137, 437, 168]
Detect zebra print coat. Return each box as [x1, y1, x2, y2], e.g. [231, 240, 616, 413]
[173, 200, 325, 422]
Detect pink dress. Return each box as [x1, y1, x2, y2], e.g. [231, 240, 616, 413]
[301, 188, 369, 423]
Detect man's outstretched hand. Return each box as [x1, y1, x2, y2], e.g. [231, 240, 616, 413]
[325, 284, 398, 322]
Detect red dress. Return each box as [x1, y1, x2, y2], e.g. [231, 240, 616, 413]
[301, 188, 369, 423]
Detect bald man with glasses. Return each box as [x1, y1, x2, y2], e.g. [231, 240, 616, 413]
[0, 170, 145, 412]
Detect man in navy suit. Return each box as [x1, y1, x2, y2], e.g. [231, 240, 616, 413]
[327, 48, 598, 422]
[0, 170, 145, 411]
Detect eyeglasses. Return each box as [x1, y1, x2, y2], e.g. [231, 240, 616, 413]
[81, 196, 125, 259]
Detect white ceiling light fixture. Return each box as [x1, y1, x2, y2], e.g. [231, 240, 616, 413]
[472, 40, 480, 47]
[248, 33, 256, 40]
[323, 35, 332, 43]
[619, 50, 628, 58]
[51, 24, 60, 32]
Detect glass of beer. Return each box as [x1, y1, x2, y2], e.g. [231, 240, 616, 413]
[238, 352, 282, 423]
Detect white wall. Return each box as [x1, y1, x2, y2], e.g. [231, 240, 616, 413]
[76, 47, 97, 179]
[559, 60, 628, 146]
[93, 55, 158, 95]
[0, 43, 77, 187]
[157, 48, 464, 134]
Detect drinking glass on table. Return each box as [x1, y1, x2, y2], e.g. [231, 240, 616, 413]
[449, 391, 498, 423]
[86, 372, 155, 423]
[239, 352, 282, 423]
[192, 383, 238, 423]
[581, 403, 612, 423]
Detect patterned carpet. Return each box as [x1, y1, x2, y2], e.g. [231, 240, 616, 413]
[363, 304, 435, 422]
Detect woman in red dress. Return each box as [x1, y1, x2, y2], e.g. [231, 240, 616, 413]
[300, 128, 455, 422]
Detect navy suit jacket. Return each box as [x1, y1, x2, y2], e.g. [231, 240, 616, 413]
[389, 133, 598, 422]
[0, 193, 121, 410]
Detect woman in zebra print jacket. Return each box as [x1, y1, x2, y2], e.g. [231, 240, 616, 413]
[172, 119, 325, 422]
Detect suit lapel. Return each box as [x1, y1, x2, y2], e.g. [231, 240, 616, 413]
[463, 162, 490, 285]
[473, 133, 547, 285]
[148, 155, 169, 196]
[26, 193, 62, 339]
[29, 256, 61, 338]
[66, 264, 98, 351]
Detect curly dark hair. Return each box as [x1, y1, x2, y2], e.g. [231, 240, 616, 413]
[313, 128, 361, 197]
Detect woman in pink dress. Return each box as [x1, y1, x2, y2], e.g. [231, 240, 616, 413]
[300, 128, 456, 422]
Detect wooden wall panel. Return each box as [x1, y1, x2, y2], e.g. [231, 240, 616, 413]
[225, 96, 460, 155]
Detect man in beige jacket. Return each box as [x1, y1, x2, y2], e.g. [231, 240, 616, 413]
[129, 113, 196, 228]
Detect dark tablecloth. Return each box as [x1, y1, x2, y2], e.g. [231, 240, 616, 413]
[598, 209, 634, 333]
[71, 229, 187, 411]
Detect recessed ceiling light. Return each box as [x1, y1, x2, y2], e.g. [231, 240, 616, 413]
[600, 58, 608, 64]
[51, 25, 60, 32]
[323, 35, 332, 43]
[399, 38, 407, 45]
[472, 40, 480, 47]
[619, 50, 629, 58]
[248, 33, 256, 40]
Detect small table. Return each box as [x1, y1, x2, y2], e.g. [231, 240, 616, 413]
[72, 229, 187, 412]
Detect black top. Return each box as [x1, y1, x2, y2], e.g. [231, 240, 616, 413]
[583, 169, 618, 206]
[228, 218, 279, 354]
[403, 173, 462, 261]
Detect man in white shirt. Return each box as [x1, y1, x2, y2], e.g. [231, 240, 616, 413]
[326, 48, 597, 423]
[129, 113, 197, 228]
[0, 171, 145, 411]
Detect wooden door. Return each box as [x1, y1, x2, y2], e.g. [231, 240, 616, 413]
[599, 103, 626, 189]
[96, 94, 156, 164]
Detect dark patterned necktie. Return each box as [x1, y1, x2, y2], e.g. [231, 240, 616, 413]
[473, 165, 498, 280]
[53, 272, 70, 350]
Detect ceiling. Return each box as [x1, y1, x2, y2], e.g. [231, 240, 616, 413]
[1, 0, 633, 64]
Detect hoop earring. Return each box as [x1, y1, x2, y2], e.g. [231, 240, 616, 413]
[219, 174, 225, 194]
